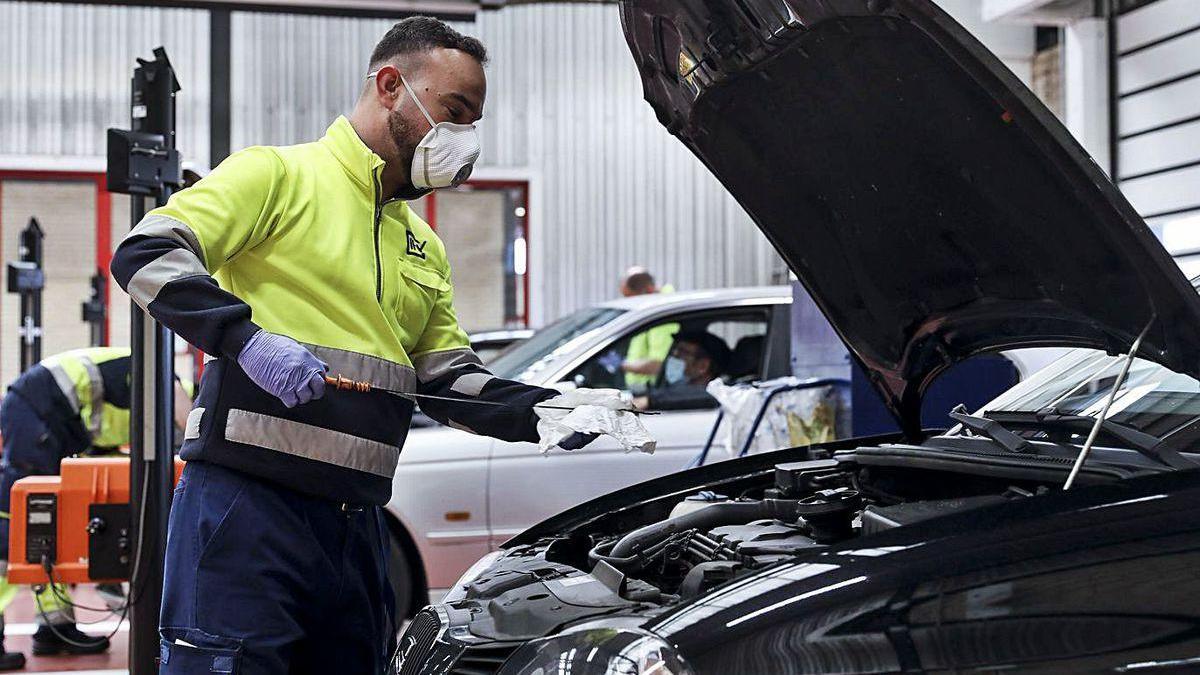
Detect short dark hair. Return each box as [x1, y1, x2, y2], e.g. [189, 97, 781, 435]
[675, 331, 732, 375]
[624, 270, 655, 294]
[369, 16, 488, 69]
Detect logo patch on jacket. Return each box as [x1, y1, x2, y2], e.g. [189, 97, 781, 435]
[406, 231, 427, 259]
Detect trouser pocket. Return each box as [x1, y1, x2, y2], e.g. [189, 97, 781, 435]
[159, 628, 240, 674]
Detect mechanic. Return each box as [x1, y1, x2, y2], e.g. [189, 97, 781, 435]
[633, 331, 731, 411]
[111, 17, 609, 674]
[0, 347, 192, 669]
[610, 267, 677, 392]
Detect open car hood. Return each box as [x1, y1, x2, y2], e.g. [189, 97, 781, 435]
[619, 0, 1200, 436]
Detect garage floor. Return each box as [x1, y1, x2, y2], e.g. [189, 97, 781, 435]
[4, 585, 128, 673]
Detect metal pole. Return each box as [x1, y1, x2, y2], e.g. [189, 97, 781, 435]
[82, 274, 108, 347]
[13, 218, 47, 372]
[127, 48, 180, 675]
[1106, 0, 1120, 183]
[210, 8, 232, 167]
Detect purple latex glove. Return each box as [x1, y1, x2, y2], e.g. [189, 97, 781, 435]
[237, 330, 327, 408]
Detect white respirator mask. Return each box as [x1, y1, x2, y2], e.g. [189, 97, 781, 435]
[393, 72, 481, 190]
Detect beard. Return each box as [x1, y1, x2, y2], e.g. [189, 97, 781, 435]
[387, 109, 432, 201]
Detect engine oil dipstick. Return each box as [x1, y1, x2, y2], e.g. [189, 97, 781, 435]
[323, 373, 659, 415]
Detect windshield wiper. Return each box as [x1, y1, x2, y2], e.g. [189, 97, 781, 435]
[948, 404, 1033, 454]
[986, 409, 1198, 471]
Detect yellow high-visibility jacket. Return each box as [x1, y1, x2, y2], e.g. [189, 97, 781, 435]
[20, 347, 132, 452]
[112, 117, 551, 504]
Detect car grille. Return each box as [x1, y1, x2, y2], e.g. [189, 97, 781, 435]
[394, 609, 441, 675]
[392, 609, 522, 675]
[449, 643, 521, 675]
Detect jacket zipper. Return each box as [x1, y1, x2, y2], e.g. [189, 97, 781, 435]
[372, 169, 384, 304]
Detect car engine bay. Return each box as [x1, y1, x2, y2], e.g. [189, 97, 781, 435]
[540, 453, 1047, 603]
[439, 439, 1137, 646]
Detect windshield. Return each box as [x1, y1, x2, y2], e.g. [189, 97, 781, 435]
[487, 307, 625, 382]
[979, 349, 1200, 442]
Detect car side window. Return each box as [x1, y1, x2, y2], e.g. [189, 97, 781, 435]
[567, 308, 771, 411]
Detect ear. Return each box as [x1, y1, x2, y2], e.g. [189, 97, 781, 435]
[372, 64, 404, 108]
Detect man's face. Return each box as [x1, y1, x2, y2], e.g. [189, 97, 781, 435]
[379, 48, 486, 198]
[671, 342, 712, 385]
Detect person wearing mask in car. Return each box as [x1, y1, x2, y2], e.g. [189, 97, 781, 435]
[633, 331, 731, 411]
[110, 17, 611, 675]
[597, 267, 678, 392]
[0, 347, 193, 668]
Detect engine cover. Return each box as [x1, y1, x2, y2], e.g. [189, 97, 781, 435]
[708, 519, 820, 562]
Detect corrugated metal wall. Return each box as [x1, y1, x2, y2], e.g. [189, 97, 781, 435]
[230, 5, 785, 324]
[0, 1, 211, 168]
[0, 1, 1040, 328]
[229, 12, 450, 149]
[474, 5, 785, 323]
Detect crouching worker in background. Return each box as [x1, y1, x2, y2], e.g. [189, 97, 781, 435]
[0, 347, 192, 669]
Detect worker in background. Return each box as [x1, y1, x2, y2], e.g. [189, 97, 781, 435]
[633, 331, 731, 411]
[600, 267, 677, 392]
[111, 17, 610, 674]
[0, 347, 192, 669]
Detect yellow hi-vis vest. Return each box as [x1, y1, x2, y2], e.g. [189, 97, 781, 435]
[40, 347, 131, 449]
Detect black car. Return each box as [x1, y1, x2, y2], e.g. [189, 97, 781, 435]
[391, 1, 1200, 673]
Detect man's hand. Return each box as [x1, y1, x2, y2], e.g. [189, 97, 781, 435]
[534, 388, 655, 454]
[621, 359, 663, 376]
[237, 330, 327, 408]
[597, 350, 623, 374]
[557, 431, 599, 451]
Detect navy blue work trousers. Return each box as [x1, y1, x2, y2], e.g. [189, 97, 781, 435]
[0, 391, 64, 555]
[159, 461, 394, 674]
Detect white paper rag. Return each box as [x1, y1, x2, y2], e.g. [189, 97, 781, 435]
[534, 388, 657, 455]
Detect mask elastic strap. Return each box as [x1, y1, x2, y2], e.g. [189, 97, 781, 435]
[366, 69, 438, 129]
[398, 73, 438, 130]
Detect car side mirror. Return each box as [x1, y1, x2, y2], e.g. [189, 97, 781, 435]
[573, 373, 586, 388]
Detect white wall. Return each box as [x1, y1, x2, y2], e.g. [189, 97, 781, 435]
[938, 0, 1036, 84]
[1114, 0, 1200, 234]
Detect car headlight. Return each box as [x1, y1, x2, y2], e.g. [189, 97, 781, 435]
[441, 550, 504, 603]
[499, 626, 693, 675]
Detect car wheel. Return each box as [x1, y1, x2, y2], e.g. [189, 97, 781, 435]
[388, 532, 415, 619]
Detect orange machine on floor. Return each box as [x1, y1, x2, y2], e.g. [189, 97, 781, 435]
[7, 457, 184, 584]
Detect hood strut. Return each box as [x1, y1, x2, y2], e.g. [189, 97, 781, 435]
[1063, 316, 1155, 490]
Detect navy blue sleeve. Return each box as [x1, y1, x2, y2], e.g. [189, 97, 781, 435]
[411, 348, 555, 443]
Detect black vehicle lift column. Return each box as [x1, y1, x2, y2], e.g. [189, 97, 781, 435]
[6, 218, 46, 373]
[82, 274, 108, 347]
[106, 47, 183, 674]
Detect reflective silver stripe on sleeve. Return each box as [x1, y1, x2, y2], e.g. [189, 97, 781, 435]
[129, 214, 206, 266]
[304, 344, 416, 393]
[125, 248, 210, 311]
[44, 363, 81, 413]
[224, 409, 399, 478]
[412, 347, 482, 383]
[79, 357, 104, 435]
[449, 372, 493, 397]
